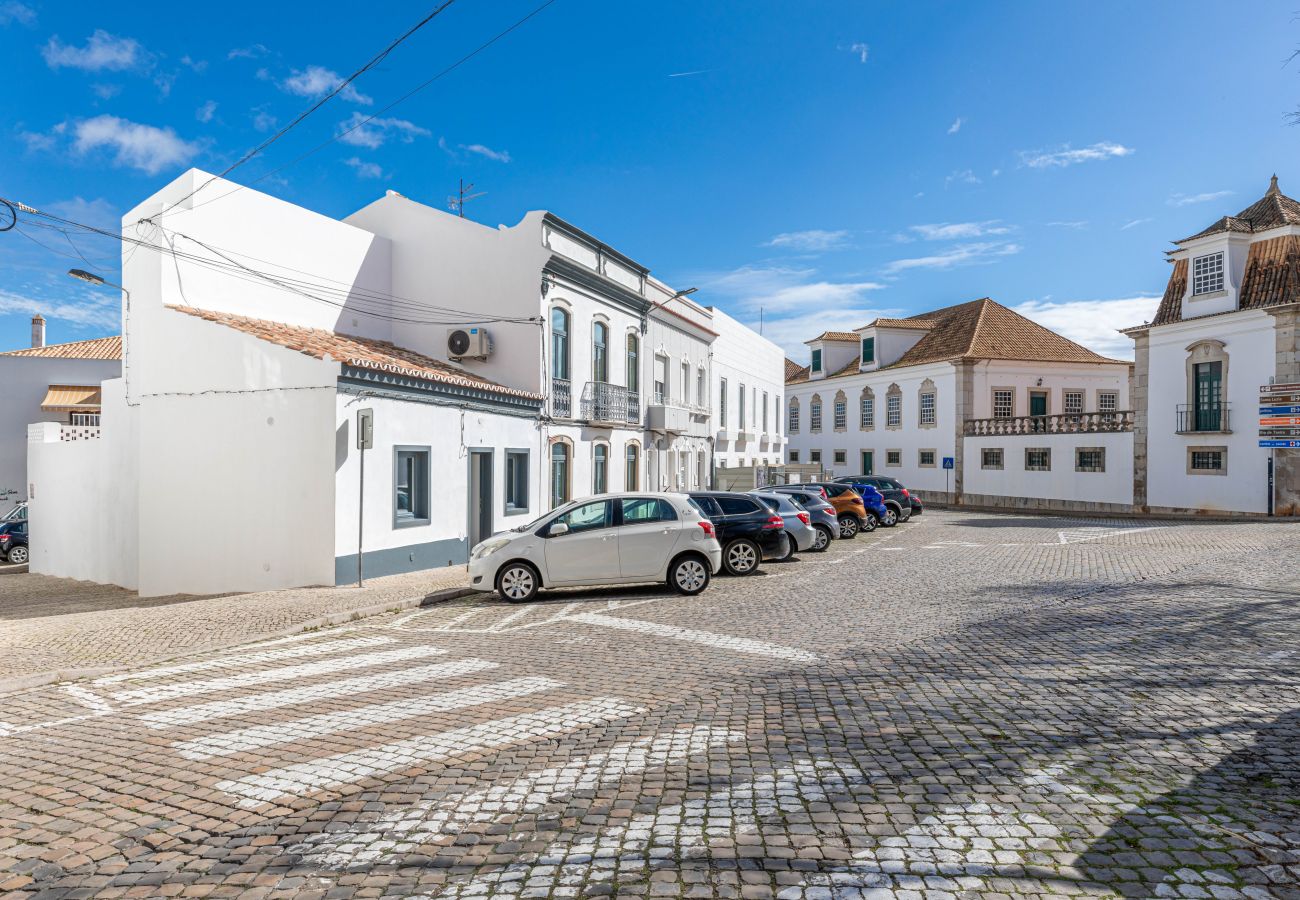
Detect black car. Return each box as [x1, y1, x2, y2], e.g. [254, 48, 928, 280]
[686, 491, 787, 576]
[0, 521, 28, 564]
[834, 475, 922, 525]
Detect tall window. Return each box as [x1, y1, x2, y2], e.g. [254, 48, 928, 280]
[993, 389, 1014, 418]
[788, 398, 799, 432]
[626, 333, 639, 393]
[919, 391, 936, 426]
[681, 362, 691, 405]
[833, 397, 847, 430]
[1192, 363, 1222, 431]
[810, 398, 822, 431]
[1192, 251, 1224, 295]
[592, 321, 609, 383]
[550, 308, 570, 380]
[625, 444, 639, 489]
[550, 442, 570, 508]
[739, 384, 747, 428]
[505, 449, 529, 514]
[1064, 390, 1084, 419]
[886, 393, 901, 427]
[697, 368, 706, 408]
[762, 392, 769, 432]
[861, 337, 875, 364]
[860, 391, 874, 429]
[811, 349, 822, 372]
[394, 448, 430, 526]
[593, 444, 608, 493]
[720, 377, 728, 426]
[654, 356, 668, 403]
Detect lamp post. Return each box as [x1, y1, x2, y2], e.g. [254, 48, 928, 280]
[67, 269, 133, 406]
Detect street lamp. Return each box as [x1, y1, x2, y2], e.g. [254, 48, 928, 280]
[66, 268, 134, 406]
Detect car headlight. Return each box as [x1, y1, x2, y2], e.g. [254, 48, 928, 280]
[471, 537, 512, 561]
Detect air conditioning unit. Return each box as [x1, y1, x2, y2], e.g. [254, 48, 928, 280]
[447, 326, 492, 360]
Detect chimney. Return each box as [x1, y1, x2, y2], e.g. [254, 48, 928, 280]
[30, 315, 45, 349]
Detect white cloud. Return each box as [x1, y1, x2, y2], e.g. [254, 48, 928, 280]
[463, 143, 511, 163]
[344, 157, 384, 179]
[947, 117, 964, 135]
[45, 196, 118, 231]
[1120, 217, 1152, 231]
[227, 44, 268, 60]
[0, 2, 35, 25]
[695, 265, 886, 315]
[1046, 220, 1087, 229]
[281, 65, 371, 105]
[43, 30, 146, 71]
[70, 115, 199, 175]
[339, 113, 430, 149]
[91, 83, 121, 100]
[753, 307, 891, 361]
[180, 55, 207, 73]
[945, 169, 981, 188]
[1011, 296, 1161, 359]
[196, 100, 218, 124]
[0, 287, 120, 330]
[909, 220, 1010, 240]
[848, 42, 869, 63]
[1020, 141, 1134, 169]
[153, 70, 176, 97]
[1169, 190, 1233, 207]
[251, 108, 277, 132]
[18, 129, 55, 153]
[764, 229, 850, 252]
[883, 241, 1020, 274]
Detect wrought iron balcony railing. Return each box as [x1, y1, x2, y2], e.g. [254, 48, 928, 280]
[1176, 403, 1230, 434]
[579, 381, 640, 425]
[550, 378, 572, 418]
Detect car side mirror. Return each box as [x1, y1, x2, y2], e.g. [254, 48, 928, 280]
[549, 522, 569, 537]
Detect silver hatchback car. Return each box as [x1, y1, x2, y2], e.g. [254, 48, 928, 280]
[766, 487, 838, 552]
[748, 491, 816, 558]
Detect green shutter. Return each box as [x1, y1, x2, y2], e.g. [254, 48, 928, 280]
[861, 337, 874, 363]
[811, 349, 822, 372]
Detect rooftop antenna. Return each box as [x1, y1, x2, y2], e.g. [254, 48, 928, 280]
[448, 178, 486, 218]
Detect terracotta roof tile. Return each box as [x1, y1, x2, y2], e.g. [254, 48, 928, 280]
[862, 318, 937, 330]
[1151, 258, 1189, 326]
[1151, 234, 1300, 327]
[784, 358, 809, 382]
[0, 335, 122, 360]
[167, 306, 541, 401]
[1179, 176, 1300, 242]
[806, 331, 860, 343]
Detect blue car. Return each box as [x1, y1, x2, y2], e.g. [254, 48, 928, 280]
[834, 477, 912, 527]
[827, 478, 905, 527]
[798, 482, 890, 530]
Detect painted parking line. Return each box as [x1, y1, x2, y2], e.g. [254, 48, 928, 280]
[142, 658, 500, 729]
[64, 685, 113, 713]
[293, 724, 745, 868]
[568, 612, 819, 663]
[216, 696, 645, 807]
[110, 645, 448, 706]
[92, 635, 396, 685]
[174, 676, 563, 761]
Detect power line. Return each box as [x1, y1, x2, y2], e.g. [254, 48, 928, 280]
[157, 0, 559, 221]
[163, 1, 459, 212]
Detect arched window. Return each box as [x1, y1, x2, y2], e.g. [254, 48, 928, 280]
[788, 397, 800, 433]
[886, 383, 902, 428]
[918, 378, 937, 427]
[810, 395, 823, 432]
[550, 307, 570, 380]
[592, 321, 609, 384]
[860, 387, 875, 429]
[626, 333, 639, 393]
[625, 443, 639, 490]
[833, 390, 847, 431]
[550, 441, 570, 509]
[593, 444, 608, 493]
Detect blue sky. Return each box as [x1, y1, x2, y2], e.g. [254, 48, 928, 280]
[2, 1, 1298, 360]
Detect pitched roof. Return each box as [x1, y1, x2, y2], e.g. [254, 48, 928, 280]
[0, 335, 122, 360]
[785, 298, 1122, 384]
[1152, 234, 1300, 326]
[1179, 175, 1300, 243]
[784, 358, 809, 382]
[805, 331, 860, 344]
[862, 317, 936, 330]
[167, 306, 542, 401]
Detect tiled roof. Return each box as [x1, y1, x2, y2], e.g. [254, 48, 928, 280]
[1153, 234, 1300, 326]
[167, 306, 542, 401]
[785, 298, 1121, 384]
[784, 358, 809, 382]
[1179, 176, 1300, 243]
[0, 335, 122, 360]
[805, 331, 860, 343]
[1151, 258, 1189, 326]
[862, 318, 937, 330]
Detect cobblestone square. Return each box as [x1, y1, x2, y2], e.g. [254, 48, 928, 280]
[1, 509, 1297, 899]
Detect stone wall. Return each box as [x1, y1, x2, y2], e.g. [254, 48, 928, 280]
[1269, 305, 1300, 516]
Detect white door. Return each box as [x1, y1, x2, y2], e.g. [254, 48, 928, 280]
[543, 500, 620, 585]
[617, 497, 680, 579]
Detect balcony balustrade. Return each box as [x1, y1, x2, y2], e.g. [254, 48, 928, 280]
[963, 410, 1133, 436]
[579, 381, 640, 425]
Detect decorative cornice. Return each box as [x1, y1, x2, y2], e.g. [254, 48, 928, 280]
[544, 254, 652, 316]
[339, 366, 542, 417]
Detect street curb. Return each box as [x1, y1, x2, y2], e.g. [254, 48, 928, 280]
[0, 585, 475, 697]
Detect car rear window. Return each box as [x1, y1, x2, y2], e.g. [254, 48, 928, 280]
[716, 496, 760, 515]
[622, 497, 678, 523]
[787, 496, 807, 511]
[822, 484, 848, 497]
[753, 497, 779, 513]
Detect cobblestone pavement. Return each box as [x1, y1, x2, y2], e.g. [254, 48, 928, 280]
[0, 567, 470, 686]
[0, 509, 1297, 899]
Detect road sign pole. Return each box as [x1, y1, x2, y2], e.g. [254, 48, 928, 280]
[356, 409, 374, 587]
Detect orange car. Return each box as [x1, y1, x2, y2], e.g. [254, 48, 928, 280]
[788, 482, 879, 538]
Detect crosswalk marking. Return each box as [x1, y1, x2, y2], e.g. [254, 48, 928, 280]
[92, 636, 396, 685]
[174, 676, 563, 761]
[110, 645, 447, 706]
[292, 725, 745, 868]
[141, 658, 500, 729]
[216, 696, 644, 807]
[568, 612, 819, 663]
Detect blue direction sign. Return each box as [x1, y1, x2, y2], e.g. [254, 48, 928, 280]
[1260, 405, 1300, 415]
[942, 456, 955, 469]
[1260, 440, 1300, 448]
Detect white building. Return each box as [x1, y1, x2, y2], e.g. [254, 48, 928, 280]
[0, 321, 120, 506]
[1126, 175, 1300, 516]
[711, 307, 786, 471]
[641, 282, 714, 491]
[785, 298, 1134, 510]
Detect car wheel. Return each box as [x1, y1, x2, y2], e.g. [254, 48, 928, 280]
[669, 555, 710, 595]
[496, 562, 539, 603]
[881, 505, 899, 527]
[899, 507, 912, 524]
[722, 538, 760, 576]
[811, 525, 833, 552]
[861, 513, 879, 533]
[837, 515, 859, 539]
[6, 546, 27, 564]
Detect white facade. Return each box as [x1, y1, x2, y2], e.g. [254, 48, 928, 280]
[642, 281, 714, 492]
[963, 431, 1135, 507]
[710, 307, 786, 470]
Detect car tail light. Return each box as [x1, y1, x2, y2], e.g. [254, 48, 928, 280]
[797, 512, 810, 525]
[762, 515, 784, 530]
[0, 536, 9, 542]
[901, 488, 910, 498]
[818, 487, 828, 499]
[697, 520, 715, 537]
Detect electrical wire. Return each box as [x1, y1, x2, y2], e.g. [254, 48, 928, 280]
[155, 0, 559, 221]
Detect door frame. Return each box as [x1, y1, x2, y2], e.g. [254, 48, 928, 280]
[467, 448, 494, 548]
[860, 450, 873, 475]
[1028, 390, 1049, 416]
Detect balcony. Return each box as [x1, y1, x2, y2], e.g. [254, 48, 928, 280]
[648, 403, 711, 436]
[579, 381, 640, 426]
[1176, 403, 1231, 434]
[550, 378, 572, 418]
[964, 410, 1134, 436]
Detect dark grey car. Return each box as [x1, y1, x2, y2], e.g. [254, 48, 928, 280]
[769, 487, 838, 551]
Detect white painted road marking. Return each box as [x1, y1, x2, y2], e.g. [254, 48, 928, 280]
[174, 676, 563, 761]
[568, 612, 819, 663]
[216, 696, 644, 807]
[92, 636, 396, 685]
[1055, 526, 1163, 545]
[64, 685, 113, 713]
[142, 658, 500, 729]
[110, 645, 447, 706]
[293, 725, 745, 868]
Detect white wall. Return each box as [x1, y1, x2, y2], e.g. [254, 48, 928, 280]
[963, 432, 1134, 506]
[0, 355, 120, 503]
[1146, 309, 1274, 513]
[710, 307, 786, 469]
[969, 360, 1130, 418]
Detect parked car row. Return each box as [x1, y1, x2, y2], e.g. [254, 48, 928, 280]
[467, 476, 925, 603]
